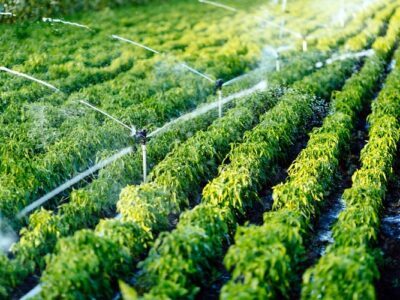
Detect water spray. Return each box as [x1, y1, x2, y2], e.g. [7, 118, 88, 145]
[78, 100, 152, 182]
[0, 12, 14, 16]
[258, 17, 307, 52]
[112, 34, 216, 85]
[198, 0, 307, 52]
[0, 216, 17, 253]
[16, 147, 133, 219]
[222, 73, 249, 87]
[111, 35, 160, 54]
[0, 66, 61, 92]
[262, 17, 304, 41]
[264, 45, 293, 72]
[150, 80, 268, 137]
[198, 0, 237, 12]
[314, 49, 375, 69]
[180, 63, 215, 83]
[79, 100, 135, 134]
[111, 34, 236, 119]
[15, 79, 268, 227]
[20, 76, 271, 300]
[42, 17, 91, 30]
[326, 49, 375, 65]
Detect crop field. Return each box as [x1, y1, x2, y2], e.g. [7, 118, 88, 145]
[0, 0, 400, 299]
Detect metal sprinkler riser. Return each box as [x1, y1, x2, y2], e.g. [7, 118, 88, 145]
[214, 79, 224, 118]
[134, 129, 148, 183]
[135, 129, 148, 145]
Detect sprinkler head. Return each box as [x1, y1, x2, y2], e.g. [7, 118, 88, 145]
[214, 79, 224, 94]
[136, 129, 148, 145]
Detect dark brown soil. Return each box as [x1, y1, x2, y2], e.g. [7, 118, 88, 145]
[376, 147, 400, 300]
[196, 94, 330, 300]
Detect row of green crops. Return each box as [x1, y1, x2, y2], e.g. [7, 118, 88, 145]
[0, 0, 383, 122]
[0, 0, 380, 133]
[0, 0, 311, 122]
[0, 0, 317, 77]
[301, 22, 400, 300]
[127, 56, 357, 299]
[35, 85, 284, 299]
[0, 0, 261, 87]
[0, 0, 382, 224]
[4, 46, 326, 291]
[0, 50, 312, 296]
[0, 1, 370, 296]
[16, 8, 383, 292]
[220, 7, 400, 300]
[0, 1, 389, 297]
[0, 0, 394, 297]
[0, 48, 350, 298]
[344, 1, 398, 52]
[0, 104, 217, 299]
[21, 22, 362, 294]
[311, 0, 394, 51]
[0, 0, 383, 224]
[0, 0, 274, 221]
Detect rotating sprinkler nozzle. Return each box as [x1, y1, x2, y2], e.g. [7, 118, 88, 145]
[135, 129, 147, 145]
[276, 53, 281, 72]
[215, 79, 224, 118]
[214, 78, 224, 93]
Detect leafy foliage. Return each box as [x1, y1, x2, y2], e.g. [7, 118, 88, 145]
[133, 59, 357, 299]
[1, 1, 399, 299]
[302, 24, 400, 298]
[221, 8, 400, 299]
[37, 87, 278, 298]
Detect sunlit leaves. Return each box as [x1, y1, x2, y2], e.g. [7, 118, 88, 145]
[302, 13, 400, 299]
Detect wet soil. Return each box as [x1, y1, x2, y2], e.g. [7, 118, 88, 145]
[197, 96, 329, 300]
[376, 147, 400, 299]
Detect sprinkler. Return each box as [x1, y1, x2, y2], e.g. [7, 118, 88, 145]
[282, 0, 287, 12]
[135, 128, 147, 145]
[16, 80, 267, 223]
[276, 53, 281, 72]
[215, 79, 224, 118]
[279, 18, 286, 39]
[135, 129, 148, 183]
[79, 100, 148, 184]
[302, 36, 308, 52]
